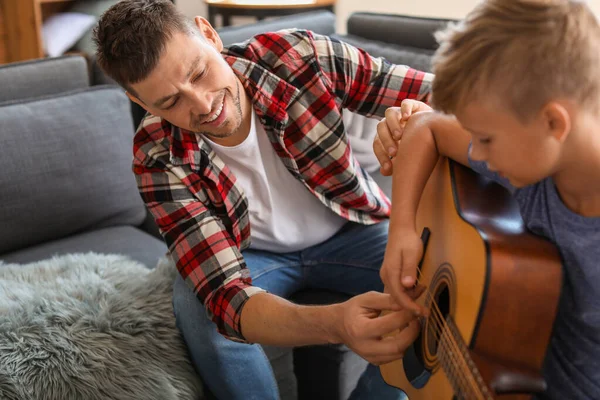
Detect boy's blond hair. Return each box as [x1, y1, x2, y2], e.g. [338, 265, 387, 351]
[431, 0, 600, 120]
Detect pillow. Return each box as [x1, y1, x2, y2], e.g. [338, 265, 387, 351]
[42, 12, 96, 57]
[0, 86, 147, 254]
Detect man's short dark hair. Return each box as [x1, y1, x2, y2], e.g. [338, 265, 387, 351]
[93, 0, 194, 93]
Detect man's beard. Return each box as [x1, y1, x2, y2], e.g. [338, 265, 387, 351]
[194, 81, 243, 139]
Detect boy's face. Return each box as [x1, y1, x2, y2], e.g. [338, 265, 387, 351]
[128, 18, 247, 141]
[456, 98, 566, 188]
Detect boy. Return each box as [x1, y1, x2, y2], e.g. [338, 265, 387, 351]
[374, 0, 600, 399]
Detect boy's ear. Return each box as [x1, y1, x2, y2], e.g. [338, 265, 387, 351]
[543, 102, 571, 143]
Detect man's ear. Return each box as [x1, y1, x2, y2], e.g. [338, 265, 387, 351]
[194, 16, 224, 52]
[126, 91, 151, 113]
[543, 102, 571, 143]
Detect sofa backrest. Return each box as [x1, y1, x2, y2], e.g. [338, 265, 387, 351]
[346, 12, 454, 51]
[0, 57, 147, 255]
[335, 13, 457, 73]
[0, 55, 90, 103]
[217, 10, 336, 46]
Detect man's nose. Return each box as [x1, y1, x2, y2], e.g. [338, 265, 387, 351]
[188, 90, 213, 116]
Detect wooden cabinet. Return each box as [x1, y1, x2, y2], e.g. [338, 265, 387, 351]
[0, 3, 6, 64]
[0, 0, 74, 64]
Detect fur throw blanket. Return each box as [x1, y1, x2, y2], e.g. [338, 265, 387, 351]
[0, 253, 204, 400]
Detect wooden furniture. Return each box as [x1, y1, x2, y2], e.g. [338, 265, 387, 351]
[0, 3, 6, 64]
[204, 0, 336, 28]
[0, 0, 75, 64]
[379, 158, 562, 399]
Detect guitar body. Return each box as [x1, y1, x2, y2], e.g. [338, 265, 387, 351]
[380, 158, 562, 399]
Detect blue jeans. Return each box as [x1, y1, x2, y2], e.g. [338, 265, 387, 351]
[172, 221, 407, 400]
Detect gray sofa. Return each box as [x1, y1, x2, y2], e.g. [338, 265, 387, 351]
[0, 11, 452, 400]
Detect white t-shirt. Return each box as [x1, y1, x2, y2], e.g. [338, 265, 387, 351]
[206, 111, 346, 253]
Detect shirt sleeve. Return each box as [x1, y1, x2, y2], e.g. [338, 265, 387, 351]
[133, 135, 264, 342]
[312, 32, 434, 118]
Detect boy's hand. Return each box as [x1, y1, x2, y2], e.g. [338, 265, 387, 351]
[373, 99, 433, 176]
[380, 229, 428, 316]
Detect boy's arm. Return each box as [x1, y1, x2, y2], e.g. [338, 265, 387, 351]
[379, 110, 472, 313]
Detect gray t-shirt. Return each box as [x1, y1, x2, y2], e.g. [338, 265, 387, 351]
[469, 154, 600, 400]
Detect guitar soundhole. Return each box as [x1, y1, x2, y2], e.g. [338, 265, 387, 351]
[403, 263, 456, 388]
[427, 284, 451, 357]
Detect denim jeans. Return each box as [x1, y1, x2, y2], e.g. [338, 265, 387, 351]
[172, 220, 408, 400]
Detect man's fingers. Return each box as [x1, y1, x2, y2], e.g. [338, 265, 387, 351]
[400, 100, 418, 120]
[376, 119, 399, 156]
[373, 135, 392, 175]
[358, 291, 403, 312]
[365, 320, 421, 365]
[369, 309, 417, 337]
[383, 107, 404, 140]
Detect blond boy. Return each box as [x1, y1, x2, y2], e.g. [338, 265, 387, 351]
[374, 0, 600, 398]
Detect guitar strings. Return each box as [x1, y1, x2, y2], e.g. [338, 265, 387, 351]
[415, 288, 484, 398]
[403, 287, 478, 398]
[409, 269, 487, 399]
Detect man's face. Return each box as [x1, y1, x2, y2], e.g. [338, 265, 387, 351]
[129, 18, 246, 141]
[456, 98, 566, 188]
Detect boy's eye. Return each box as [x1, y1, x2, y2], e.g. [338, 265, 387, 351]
[479, 138, 491, 144]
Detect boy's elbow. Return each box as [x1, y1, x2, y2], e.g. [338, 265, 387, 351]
[430, 116, 471, 166]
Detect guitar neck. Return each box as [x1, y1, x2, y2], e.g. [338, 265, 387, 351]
[438, 317, 493, 400]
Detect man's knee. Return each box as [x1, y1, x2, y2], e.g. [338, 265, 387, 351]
[172, 274, 213, 332]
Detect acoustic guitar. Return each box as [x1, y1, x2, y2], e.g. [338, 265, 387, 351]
[380, 158, 563, 400]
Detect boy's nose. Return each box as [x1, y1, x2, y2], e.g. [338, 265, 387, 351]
[469, 142, 487, 162]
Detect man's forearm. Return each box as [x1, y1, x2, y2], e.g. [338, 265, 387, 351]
[240, 292, 344, 346]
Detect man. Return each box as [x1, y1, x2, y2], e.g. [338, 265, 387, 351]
[93, 1, 432, 398]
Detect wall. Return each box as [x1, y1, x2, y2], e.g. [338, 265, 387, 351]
[334, 0, 476, 32]
[175, 0, 473, 31]
[177, 0, 206, 20]
[176, 0, 600, 33]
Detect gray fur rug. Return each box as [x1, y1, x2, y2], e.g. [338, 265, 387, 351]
[0, 253, 204, 400]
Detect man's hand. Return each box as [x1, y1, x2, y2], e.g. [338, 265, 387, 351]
[335, 290, 424, 365]
[380, 229, 428, 317]
[373, 99, 433, 176]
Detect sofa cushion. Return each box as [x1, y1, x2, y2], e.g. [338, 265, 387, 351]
[0, 86, 147, 254]
[0, 226, 167, 269]
[0, 56, 90, 103]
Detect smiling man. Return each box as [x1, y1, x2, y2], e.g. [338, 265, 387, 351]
[93, 1, 432, 399]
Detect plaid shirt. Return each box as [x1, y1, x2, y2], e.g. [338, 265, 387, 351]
[133, 30, 433, 341]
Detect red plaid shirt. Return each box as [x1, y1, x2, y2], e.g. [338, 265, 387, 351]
[133, 30, 433, 341]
